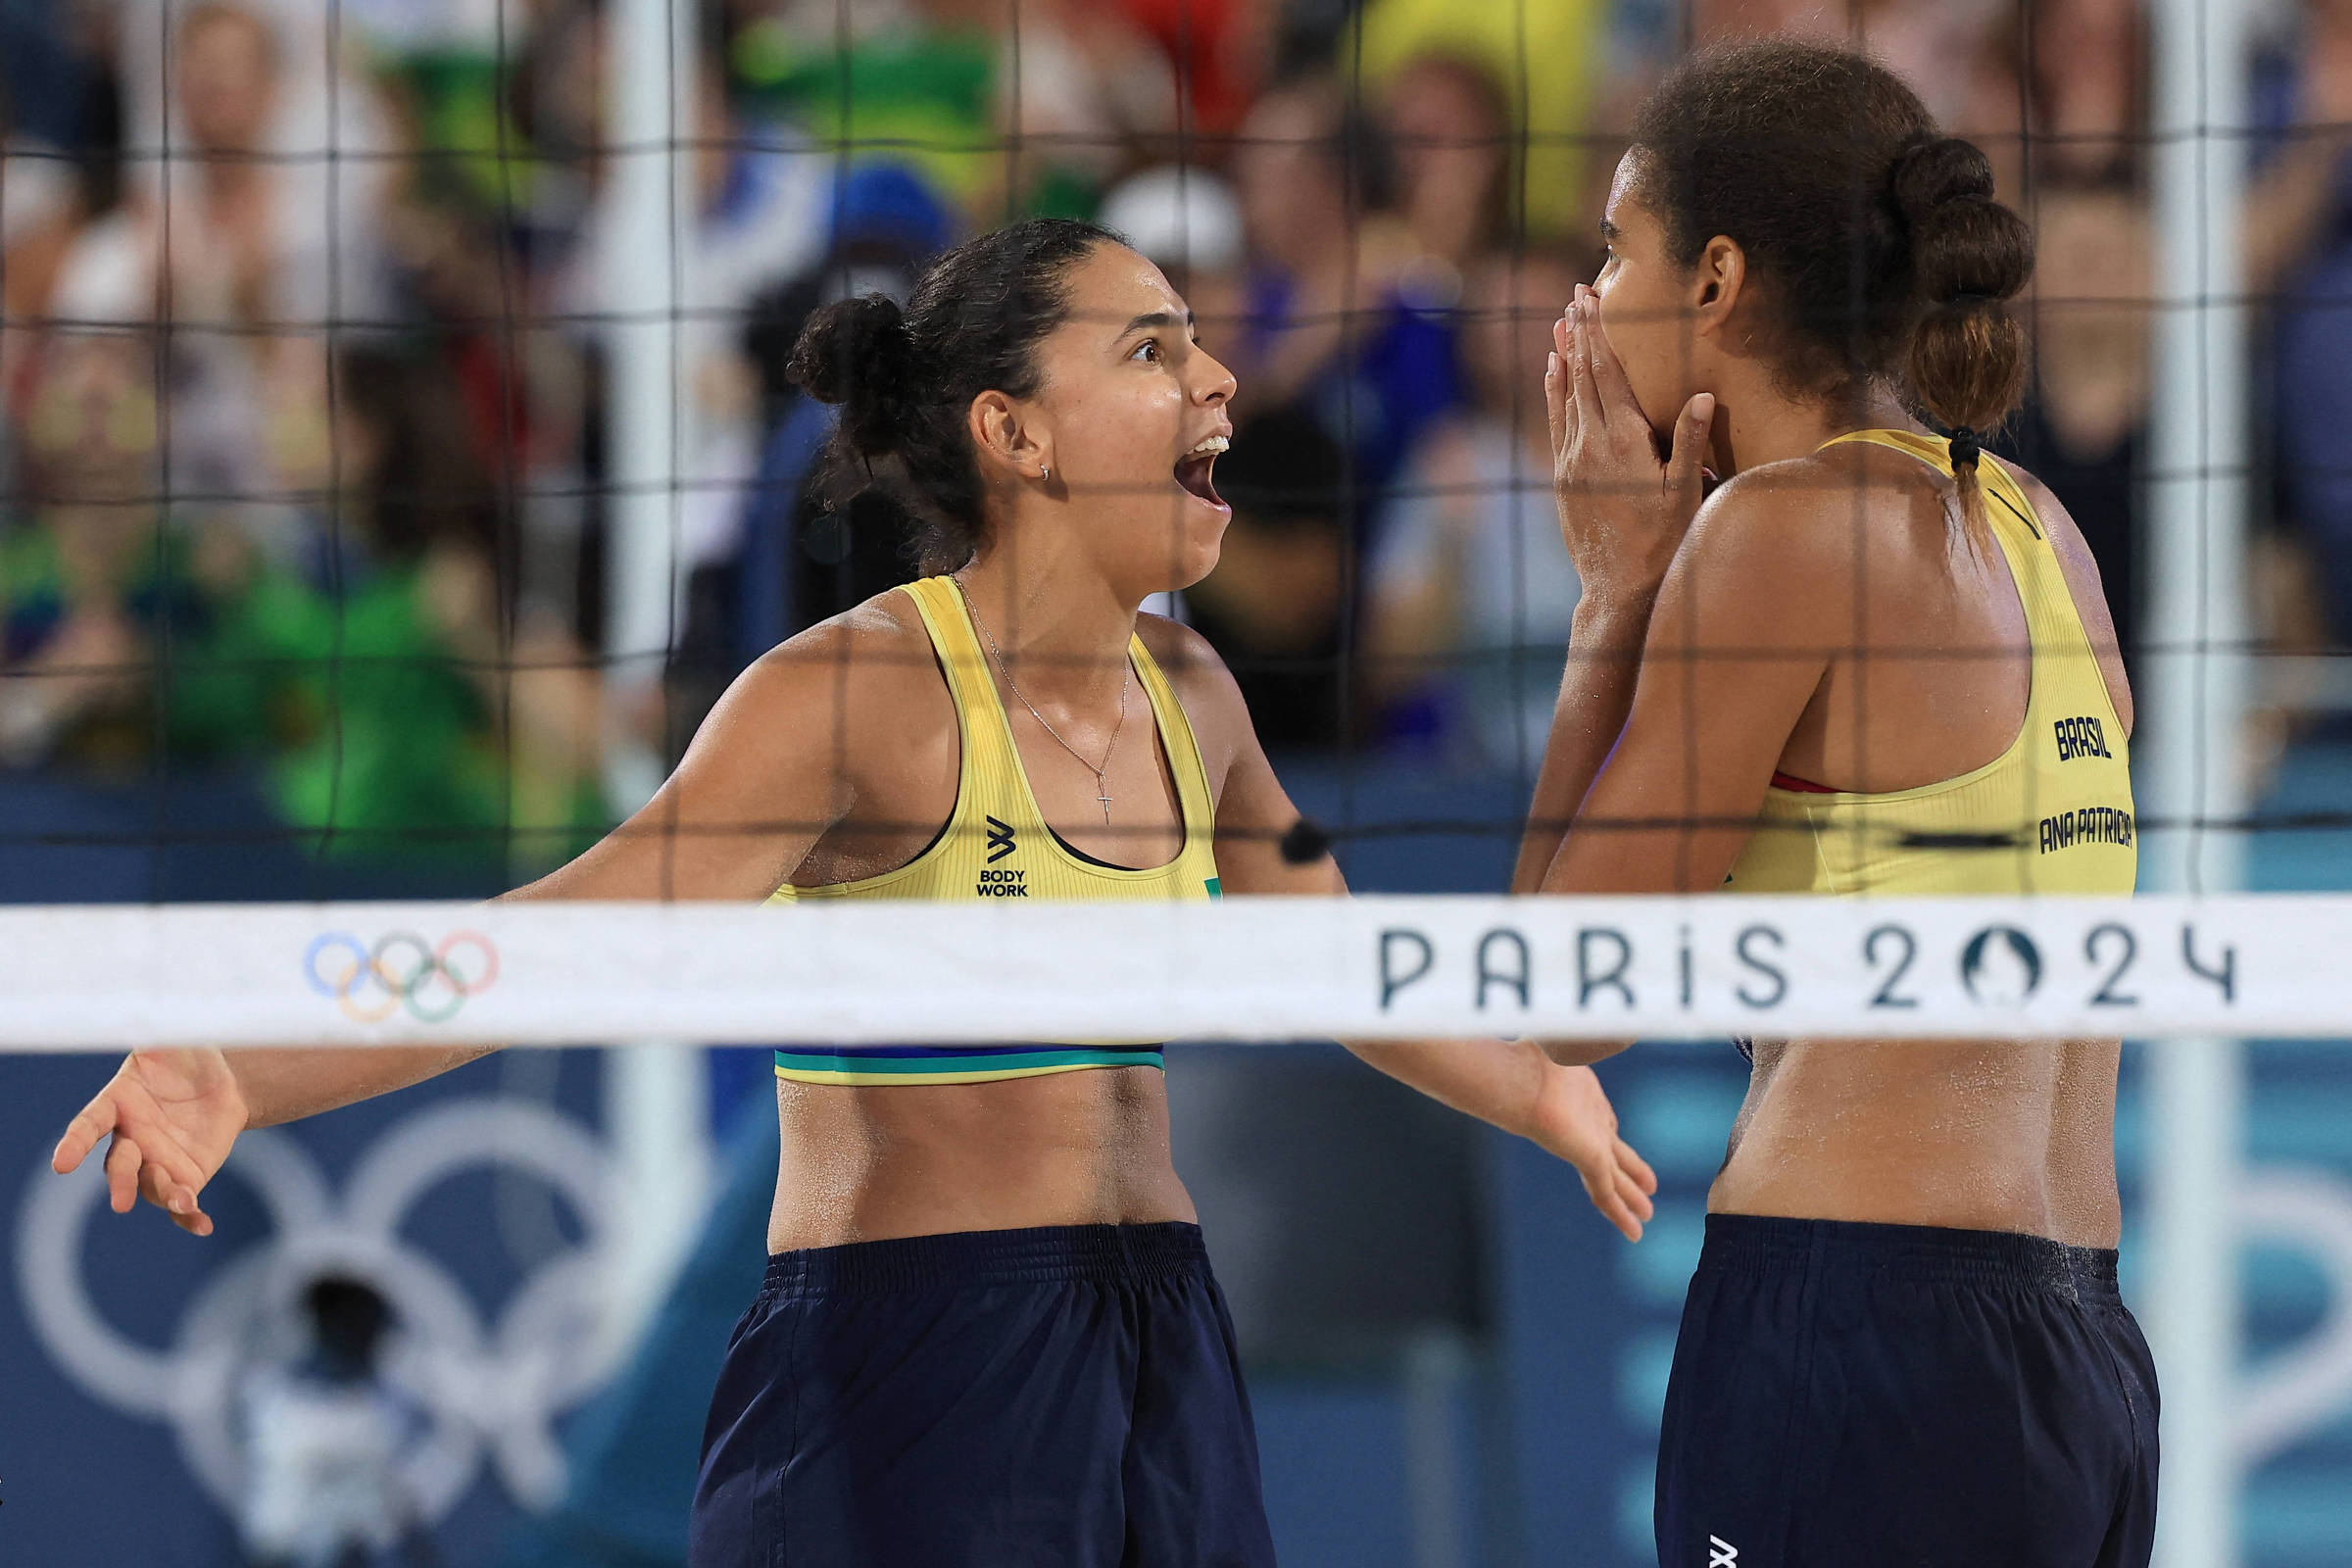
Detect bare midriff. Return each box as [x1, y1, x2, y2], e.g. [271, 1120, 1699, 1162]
[1709, 1039, 2124, 1250]
[764, 1065, 1196, 1253]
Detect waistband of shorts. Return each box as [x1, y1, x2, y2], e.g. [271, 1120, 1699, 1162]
[1699, 1212, 2121, 1304]
[758, 1221, 1209, 1299]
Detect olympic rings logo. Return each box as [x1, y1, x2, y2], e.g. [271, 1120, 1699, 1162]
[303, 931, 500, 1023]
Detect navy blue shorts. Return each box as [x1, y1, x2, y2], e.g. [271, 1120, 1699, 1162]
[687, 1222, 1276, 1568]
[1657, 1214, 2159, 1568]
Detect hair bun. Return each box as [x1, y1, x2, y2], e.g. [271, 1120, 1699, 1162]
[787, 293, 917, 460]
[1888, 136, 1993, 221]
[1888, 136, 2030, 307]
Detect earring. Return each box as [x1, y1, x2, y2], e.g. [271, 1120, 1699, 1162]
[1040, 466, 1050, 482]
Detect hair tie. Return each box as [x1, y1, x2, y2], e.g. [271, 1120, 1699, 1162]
[1947, 427, 1982, 469]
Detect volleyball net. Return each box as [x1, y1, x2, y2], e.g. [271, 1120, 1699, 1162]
[0, 0, 2328, 1036]
[6, 0, 2352, 1565]
[0, 894, 2328, 1048]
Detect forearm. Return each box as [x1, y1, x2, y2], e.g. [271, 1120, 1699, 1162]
[1340, 1036, 1551, 1138]
[1513, 592, 1657, 892]
[224, 1042, 501, 1129]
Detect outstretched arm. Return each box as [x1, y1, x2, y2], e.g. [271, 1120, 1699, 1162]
[52, 618, 880, 1235]
[1160, 620, 1657, 1241]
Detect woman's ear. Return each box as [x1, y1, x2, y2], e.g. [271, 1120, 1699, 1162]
[968, 391, 1053, 484]
[1690, 235, 1747, 338]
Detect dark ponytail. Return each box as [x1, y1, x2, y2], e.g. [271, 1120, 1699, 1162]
[788, 218, 1118, 575]
[1631, 40, 2035, 549]
[1888, 135, 2033, 543]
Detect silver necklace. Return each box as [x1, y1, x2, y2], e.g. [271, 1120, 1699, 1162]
[952, 574, 1130, 824]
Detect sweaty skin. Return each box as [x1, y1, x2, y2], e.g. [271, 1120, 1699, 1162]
[52, 243, 1655, 1252]
[1519, 156, 2132, 1250]
[757, 598, 1229, 1251]
[760, 591, 1646, 1250]
[1715, 1040, 2124, 1248]
[1686, 444, 2132, 1250]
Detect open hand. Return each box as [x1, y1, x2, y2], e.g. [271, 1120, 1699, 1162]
[1521, 1059, 1657, 1242]
[1547, 284, 1715, 599]
[51, 1049, 247, 1237]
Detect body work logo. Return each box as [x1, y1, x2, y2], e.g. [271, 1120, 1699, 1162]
[978, 814, 1028, 895]
[304, 930, 500, 1022]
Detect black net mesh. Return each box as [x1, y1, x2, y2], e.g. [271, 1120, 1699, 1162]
[0, 0, 2330, 900]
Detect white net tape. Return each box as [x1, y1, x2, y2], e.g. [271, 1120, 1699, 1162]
[0, 895, 2330, 1049]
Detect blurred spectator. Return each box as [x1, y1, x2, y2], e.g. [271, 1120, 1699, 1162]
[1598, 3, 2011, 219]
[2252, 0, 2352, 646]
[1827, 1, 2008, 127]
[1348, 0, 1607, 239]
[1117, 0, 1281, 138]
[0, 329, 267, 775]
[373, 62, 601, 650]
[0, 0, 2186, 856]
[368, 0, 604, 266]
[1939, 3, 2154, 659]
[1381, 52, 1514, 278]
[237, 1274, 435, 1568]
[734, 0, 1173, 223]
[1997, 186, 2151, 660]
[1226, 75, 1461, 508]
[564, 46, 837, 633]
[1957, 0, 2148, 198]
[1, 0, 115, 335]
[4, 15, 120, 477]
[1183, 406, 1351, 751]
[987, 0, 1180, 213]
[1368, 251, 1584, 768]
[0, 136, 80, 308]
[1099, 164, 1247, 290]
[56, 0, 398, 506]
[234, 342, 603, 869]
[664, 170, 955, 745]
[731, 0, 993, 211]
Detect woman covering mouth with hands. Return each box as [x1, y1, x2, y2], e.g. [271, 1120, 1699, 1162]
[52, 218, 1654, 1568]
[1522, 41, 2150, 1568]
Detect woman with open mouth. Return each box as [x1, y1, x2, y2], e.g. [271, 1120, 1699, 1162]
[53, 217, 1656, 1568]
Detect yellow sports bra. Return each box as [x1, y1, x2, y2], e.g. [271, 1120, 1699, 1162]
[770, 575, 1223, 1085]
[1722, 429, 2136, 897]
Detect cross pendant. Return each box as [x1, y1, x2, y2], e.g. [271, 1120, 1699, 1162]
[1096, 778, 1114, 824]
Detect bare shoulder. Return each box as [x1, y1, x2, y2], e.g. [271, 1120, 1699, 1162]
[699, 586, 955, 768]
[753, 587, 937, 696]
[1136, 612, 1250, 789]
[1137, 612, 1244, 715]
[1690, 454, 1870, 552]
[1664, 456, 1860, 612]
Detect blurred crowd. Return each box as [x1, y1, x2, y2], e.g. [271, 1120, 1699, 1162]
[2, 0, 2347, 881]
